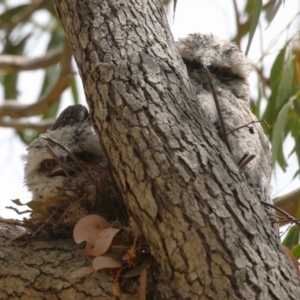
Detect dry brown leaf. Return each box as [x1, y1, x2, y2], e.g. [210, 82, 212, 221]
[24, 200, 41, 210]
[25, 196, 72, 217]
[283, 245, 300, 278]
[70, 266, 95, 278]
[73, 214, 111, 244]
[25, 200, 51, 216]
[112, 282, 122, 298]
[91, 228, 121, 256]
[92, 255, 122, 270]
[11, 199, 25, 206]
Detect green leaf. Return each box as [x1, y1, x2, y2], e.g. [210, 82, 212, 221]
[271, 101, 290, 169]
[173, 0, 178, 18]
[265, 0, 284, 28]
[269, 47, 286, 89]
[245, 0, 262, 55]
[2, 32, 31, 99]
[262, 90, 277, 135]
[292, 170, 300, 181]
[42, 96, 60, 119]
[291, 244, 300, 260]
[16, 129, 39, 145]
[262, 47, 287, 129]
[47, 29, 65, 51]
[70, 78, 79, 105]
[275, 58, 295, 111]
[282, 225, 300, 247]
[3, 73, 18, 99]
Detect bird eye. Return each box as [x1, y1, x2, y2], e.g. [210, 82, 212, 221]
[43, 159, 56, 170]
[219, 69, 232, 79]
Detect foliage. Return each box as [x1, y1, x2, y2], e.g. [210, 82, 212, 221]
[0, 0, 77, 143]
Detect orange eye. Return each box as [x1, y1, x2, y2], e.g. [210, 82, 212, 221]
[43, 159, 55, 170]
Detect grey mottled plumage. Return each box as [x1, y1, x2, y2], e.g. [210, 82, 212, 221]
[176, 33, 272, 204]
[23, 105, 108, 201]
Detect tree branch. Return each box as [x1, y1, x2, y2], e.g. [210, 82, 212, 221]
[0, 37, 73, 120]
[0, 118, 54, 131]
[274, 187, 300, 225]
[0, 47, 62, 73]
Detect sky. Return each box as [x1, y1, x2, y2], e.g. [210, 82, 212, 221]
[0, 0, 299, 219]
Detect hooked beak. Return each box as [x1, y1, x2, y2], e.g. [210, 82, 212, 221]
[49, 167, 67, 178]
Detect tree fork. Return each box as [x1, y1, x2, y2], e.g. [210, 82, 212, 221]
[53, 0, 299, 298]
[0, 1, 298, 299]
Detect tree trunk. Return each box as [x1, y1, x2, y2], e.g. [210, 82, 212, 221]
[1, 0, 299, 299]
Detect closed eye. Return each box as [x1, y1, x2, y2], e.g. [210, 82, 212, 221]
[182, 58, 242, 82]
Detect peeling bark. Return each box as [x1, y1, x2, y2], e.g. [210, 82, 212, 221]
[1, 0, 299, 299]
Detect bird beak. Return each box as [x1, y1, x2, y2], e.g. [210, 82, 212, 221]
[49, 167, 67, 177]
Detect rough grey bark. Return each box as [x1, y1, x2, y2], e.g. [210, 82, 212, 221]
[51, 0, 299, 299]
[0, 224, 140, 300]
[1, 0, 299, 299]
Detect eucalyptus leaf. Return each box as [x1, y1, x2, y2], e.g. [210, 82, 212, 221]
[265, 0, 284, 28]
[291, 244, 300, 260]
[282, 225, 300, 247]
[275, 58, 295, 111]
[269, 47, 286, 89]
[271, 101, 290, 169]
[245, 0, 262, 55]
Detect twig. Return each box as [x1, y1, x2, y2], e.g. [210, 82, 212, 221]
[261, 201, 300, 227]
[238, 153, 256, 169]
[203, 66, 232, 153]
[226, 120, 268, 136]
[237, 152, 249, 166]
[42, 135, 94, 184]
[31, 209, 58, 236]
[5, 206, 32, 215]
[46, 146, 89, 180]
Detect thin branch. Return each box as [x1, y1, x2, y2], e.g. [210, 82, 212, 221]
[203, 66, 232, 153]
[257, 13, 300, 64]
[261, 200, 300, 227]
[226, 120, 268, 136]
[42, 135, 94, 183]
[273, 187, 300, 225]
[0, 47, 62, 73]
[46, 147, 86, 179]
[0, 37, 73, 119]
[5, 206, 32, 215]
[0, 118, 54, 131]
[238, 153, 256, 169]
[1, 0, 48, 30]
